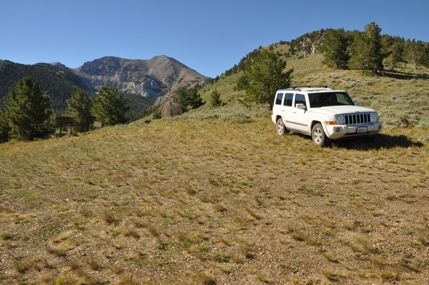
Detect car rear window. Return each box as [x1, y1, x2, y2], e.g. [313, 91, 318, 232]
[284, 93, 293, 106]
[275, 93, 283, 105]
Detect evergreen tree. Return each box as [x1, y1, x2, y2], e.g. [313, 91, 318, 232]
[3, 76, 55, 141]
[0, 108, 10, 143]
[320, 28, 350, 69]
[404, 39, 426, 70]
[209, 89, 222, 107]
[382, 36, 404, 71]
[424, 43, 429, 68]
[177, 88, 204, 112]
[92, 86, 130, 126]
[66, 90, 93, 132]
[175, 89, 187, 113]
[348, 22, 383, 73]
[152, 108, 162, 119]
[236, 49, 293, 107]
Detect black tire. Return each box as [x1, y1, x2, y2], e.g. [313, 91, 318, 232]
[312, 123, 329, 147]
[276, 118, 286, 136]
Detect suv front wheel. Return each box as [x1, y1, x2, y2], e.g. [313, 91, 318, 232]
[276, 117, 286, 136]
[312, 123, 329, 147]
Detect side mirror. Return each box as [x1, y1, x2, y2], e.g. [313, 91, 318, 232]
[353, 100, 359, 106]
[296, 103, 306, 110]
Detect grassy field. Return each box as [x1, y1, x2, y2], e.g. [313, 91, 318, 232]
[1, 53, 429, 284]
[1, 104, 429, 284]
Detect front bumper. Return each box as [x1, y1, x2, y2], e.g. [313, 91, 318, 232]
[325, 122, 382, 140]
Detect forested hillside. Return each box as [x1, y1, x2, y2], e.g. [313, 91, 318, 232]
[0, 60, 90, 114]
[218, 24, 428, 81]
[0, 61, 156, 121]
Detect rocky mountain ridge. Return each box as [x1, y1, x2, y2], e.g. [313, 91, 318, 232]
[52, 55, 210, 98]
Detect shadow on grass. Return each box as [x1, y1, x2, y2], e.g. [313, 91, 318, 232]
[332, 134, 424, 150]
[382, 70, 429, 80]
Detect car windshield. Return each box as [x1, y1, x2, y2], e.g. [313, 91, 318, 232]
[308, 92, 354, 108]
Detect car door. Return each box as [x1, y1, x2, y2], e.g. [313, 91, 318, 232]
[281, 93, 294, 130]
[273, 92, 285, 119]
[289, 94, 310, 134]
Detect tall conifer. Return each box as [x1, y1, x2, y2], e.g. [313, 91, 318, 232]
[4, 76, 55, 141]
[92, 86, 129, 126]
[66, 90, 93, 132]
[348, 22, 383, 73]
[237, 49, 293, 107]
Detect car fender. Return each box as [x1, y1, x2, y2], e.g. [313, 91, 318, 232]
[309, 111, 324, 129]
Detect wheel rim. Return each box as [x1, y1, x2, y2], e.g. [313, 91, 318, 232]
[313, 127, 323, 144]
[277, 120, 284, 135]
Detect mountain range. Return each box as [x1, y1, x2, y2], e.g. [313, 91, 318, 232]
[0, 55, 211, 115]
[51, 55, 210, 97]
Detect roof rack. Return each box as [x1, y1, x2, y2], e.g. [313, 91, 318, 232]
[278, 86, 331, 91]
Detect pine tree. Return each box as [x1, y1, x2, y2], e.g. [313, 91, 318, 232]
[404, 39, 426, 70]
[209, 89, 222, 107]
[0, 108, 10, 143]
[237, 49, 293, 107]
[382, 36, 404, 71]
[66, 90, 93, 132]
[92, 86, 130, 126]
[177, 88, 204, 112]
[3, 76, 55, 141]
[186, 88, 204, 110]
[320, 28, 350, 69]
[348, 22, 383, 73]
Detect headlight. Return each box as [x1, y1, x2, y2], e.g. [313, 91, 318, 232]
[370, 112, 379, 122]
[335, 114, 345, 125]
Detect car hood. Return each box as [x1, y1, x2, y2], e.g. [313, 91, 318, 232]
[312, 105, 376, 115]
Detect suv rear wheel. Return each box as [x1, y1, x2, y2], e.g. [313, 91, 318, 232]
[276, 118, 286, 136]
[312, 123, 329, 147]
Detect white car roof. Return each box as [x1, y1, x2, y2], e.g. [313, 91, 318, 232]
[277, 87, 345, 93]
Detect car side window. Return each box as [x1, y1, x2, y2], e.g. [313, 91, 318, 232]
[284, 93, 293, 106]
[295, 94, 306, 107]
[275, 93, 284, 105]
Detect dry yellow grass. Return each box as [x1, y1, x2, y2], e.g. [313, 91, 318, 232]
[1, 110, 429, 284]
[2, 49, 429, 284]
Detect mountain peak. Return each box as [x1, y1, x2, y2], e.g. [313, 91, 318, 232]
[73, 55, 210, 98]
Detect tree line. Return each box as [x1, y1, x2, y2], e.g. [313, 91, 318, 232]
[0, 76, 130, 142]
[217, 22, 428, 83]
[234, 22, 429, 107]
[0, 77, 219, 143]
[320, 22, 429, 72]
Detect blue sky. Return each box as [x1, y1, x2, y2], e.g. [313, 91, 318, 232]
[1, 0, 428, 78]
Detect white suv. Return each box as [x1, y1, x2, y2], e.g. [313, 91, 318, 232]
[271, 87, 382, 146]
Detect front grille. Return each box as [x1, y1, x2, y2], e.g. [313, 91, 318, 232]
[344, 113, 371, 125]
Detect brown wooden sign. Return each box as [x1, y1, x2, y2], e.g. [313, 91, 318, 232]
[56, 116, 74, 125]
[93, 121, 102, 128]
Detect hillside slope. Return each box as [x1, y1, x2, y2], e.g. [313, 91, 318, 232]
[199, 52, 429, 132]
[0, 115, 428, 284]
